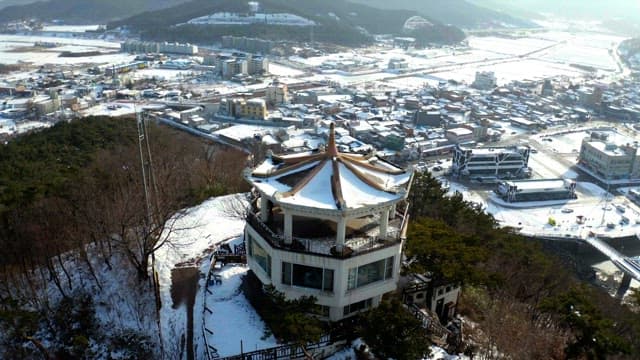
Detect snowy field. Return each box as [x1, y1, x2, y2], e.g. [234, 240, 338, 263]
[429, 58, 586, 85]
[132, 68, 197, 81]
[466, 36, 558, 56]
[283, 30, 626, 87]
[0, 34, 129, 66]
[83, 102, 138, 117]
[268, 63, 305, 77]
[41, 25, 103, 32]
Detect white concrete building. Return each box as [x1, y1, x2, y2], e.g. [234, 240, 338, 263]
[471, 71, 497, 90]
[578, 133, 640, 180]
[452, 144, 531, 179]
[445, 127, 474, 144]
[244, 124, 413, 321]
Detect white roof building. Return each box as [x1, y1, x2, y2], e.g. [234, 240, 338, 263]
[243, 123, 413, 321]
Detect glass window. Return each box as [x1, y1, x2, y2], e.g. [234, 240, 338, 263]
[343, 298, 373, 316]
[292, 264, 323, 290]
[347, 256, 395, 290]
[323, 269, 334, 292]
[385, 256, 394, 280]
[282, 262, 291, 285]
[357, 259, 385, 288]
[250, 236, 271, 277]
[282, 262, 333, 292]
[347, 268, 357, 290]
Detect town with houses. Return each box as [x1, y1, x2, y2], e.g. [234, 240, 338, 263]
[3, 1, 640, 359]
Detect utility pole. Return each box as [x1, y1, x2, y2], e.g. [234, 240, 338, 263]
[137, 105, 165, 358]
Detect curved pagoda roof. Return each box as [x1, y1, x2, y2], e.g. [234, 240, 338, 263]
[246, 124, 412, 211]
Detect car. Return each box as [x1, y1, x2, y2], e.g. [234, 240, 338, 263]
[561, 208, 574, 213]
[531, 149, 538, 153]
[432, 166, 443, 171]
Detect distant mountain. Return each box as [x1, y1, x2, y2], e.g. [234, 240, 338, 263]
[0, 0, 39, 11]
[348, 0, 535, 29]
[0, 0, 191, 24]
[109, 0, 466, 47]
[478, 0, 640, 21]
[474, 0, 640, 36]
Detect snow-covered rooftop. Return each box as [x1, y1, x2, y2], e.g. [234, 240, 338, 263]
[247, 124, 412, 211]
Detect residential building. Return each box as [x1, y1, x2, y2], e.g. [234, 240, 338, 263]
[578, 132, 640, 180]
[388, 58, 409, 70]
[120, 40, 197, 55]
[452, 144, 532, 178]
[241, 98, 268, 120]
[471, 71, 497, 90]
[220, 98, 267, 120]
[402, 274, 460, 324]
[414, 107, 442, 127]
[244, 124, 413, 321]
[265, 79, 289, 106]
[222, 58, 248, 79]
[445, 127, 474, 144]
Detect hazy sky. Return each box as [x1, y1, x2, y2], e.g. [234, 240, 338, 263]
[490, 0, 640, 20]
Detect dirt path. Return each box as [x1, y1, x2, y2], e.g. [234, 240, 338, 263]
[171, 266, 199, 360]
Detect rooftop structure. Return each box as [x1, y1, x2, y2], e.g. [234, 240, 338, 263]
[243, 123, 413, 321]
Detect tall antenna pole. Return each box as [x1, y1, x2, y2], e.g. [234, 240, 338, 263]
[137, 106, 153, 228]
[137, 105, 165, 359]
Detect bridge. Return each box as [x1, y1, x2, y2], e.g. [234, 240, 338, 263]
[584, 236, 640, 298]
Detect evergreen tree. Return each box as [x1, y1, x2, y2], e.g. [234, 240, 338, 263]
[358, 299, 431, 360]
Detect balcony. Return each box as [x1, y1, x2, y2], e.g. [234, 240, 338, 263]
[246, 209, 406, 259]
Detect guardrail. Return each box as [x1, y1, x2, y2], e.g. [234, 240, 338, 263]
[247, 212, 402, 259]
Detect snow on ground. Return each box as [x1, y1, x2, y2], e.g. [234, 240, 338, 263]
[0, 34, 120, 49]
[467, 36, 557, 57]
[83, 102, 137, 117]
[200, 263, 277, 357]
[268, 63, 305, 77]
[430, 59, 586, 86]
[0, 34, 130, 66]
[0, 49, 135, 66]
[132, 68, 197, 81]
[483, 185, 640, 239]
[326, 340, 468, 360]
[41, 25, 103, 32]
[155, 194, 249, 356]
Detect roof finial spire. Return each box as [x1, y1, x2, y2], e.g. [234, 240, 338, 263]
[327, 122, 338, 157]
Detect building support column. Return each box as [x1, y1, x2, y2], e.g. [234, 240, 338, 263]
[284, 213, 293, 245]
[390, 204, 397, 219]
[260, 196, 269, 222]
[616, 272, 632, 299]
[335, 217, 346, 252]
[380, 208, 389, 240]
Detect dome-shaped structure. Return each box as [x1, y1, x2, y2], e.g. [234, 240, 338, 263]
[403, 16, 433, 33]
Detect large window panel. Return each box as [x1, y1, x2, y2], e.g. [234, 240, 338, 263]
[357, 259, 385, 288]
[348, 256, 395, 290]
[282, 262, 334, 292]
[292, 264, 323, 289]
[249, 234, 271, 277]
